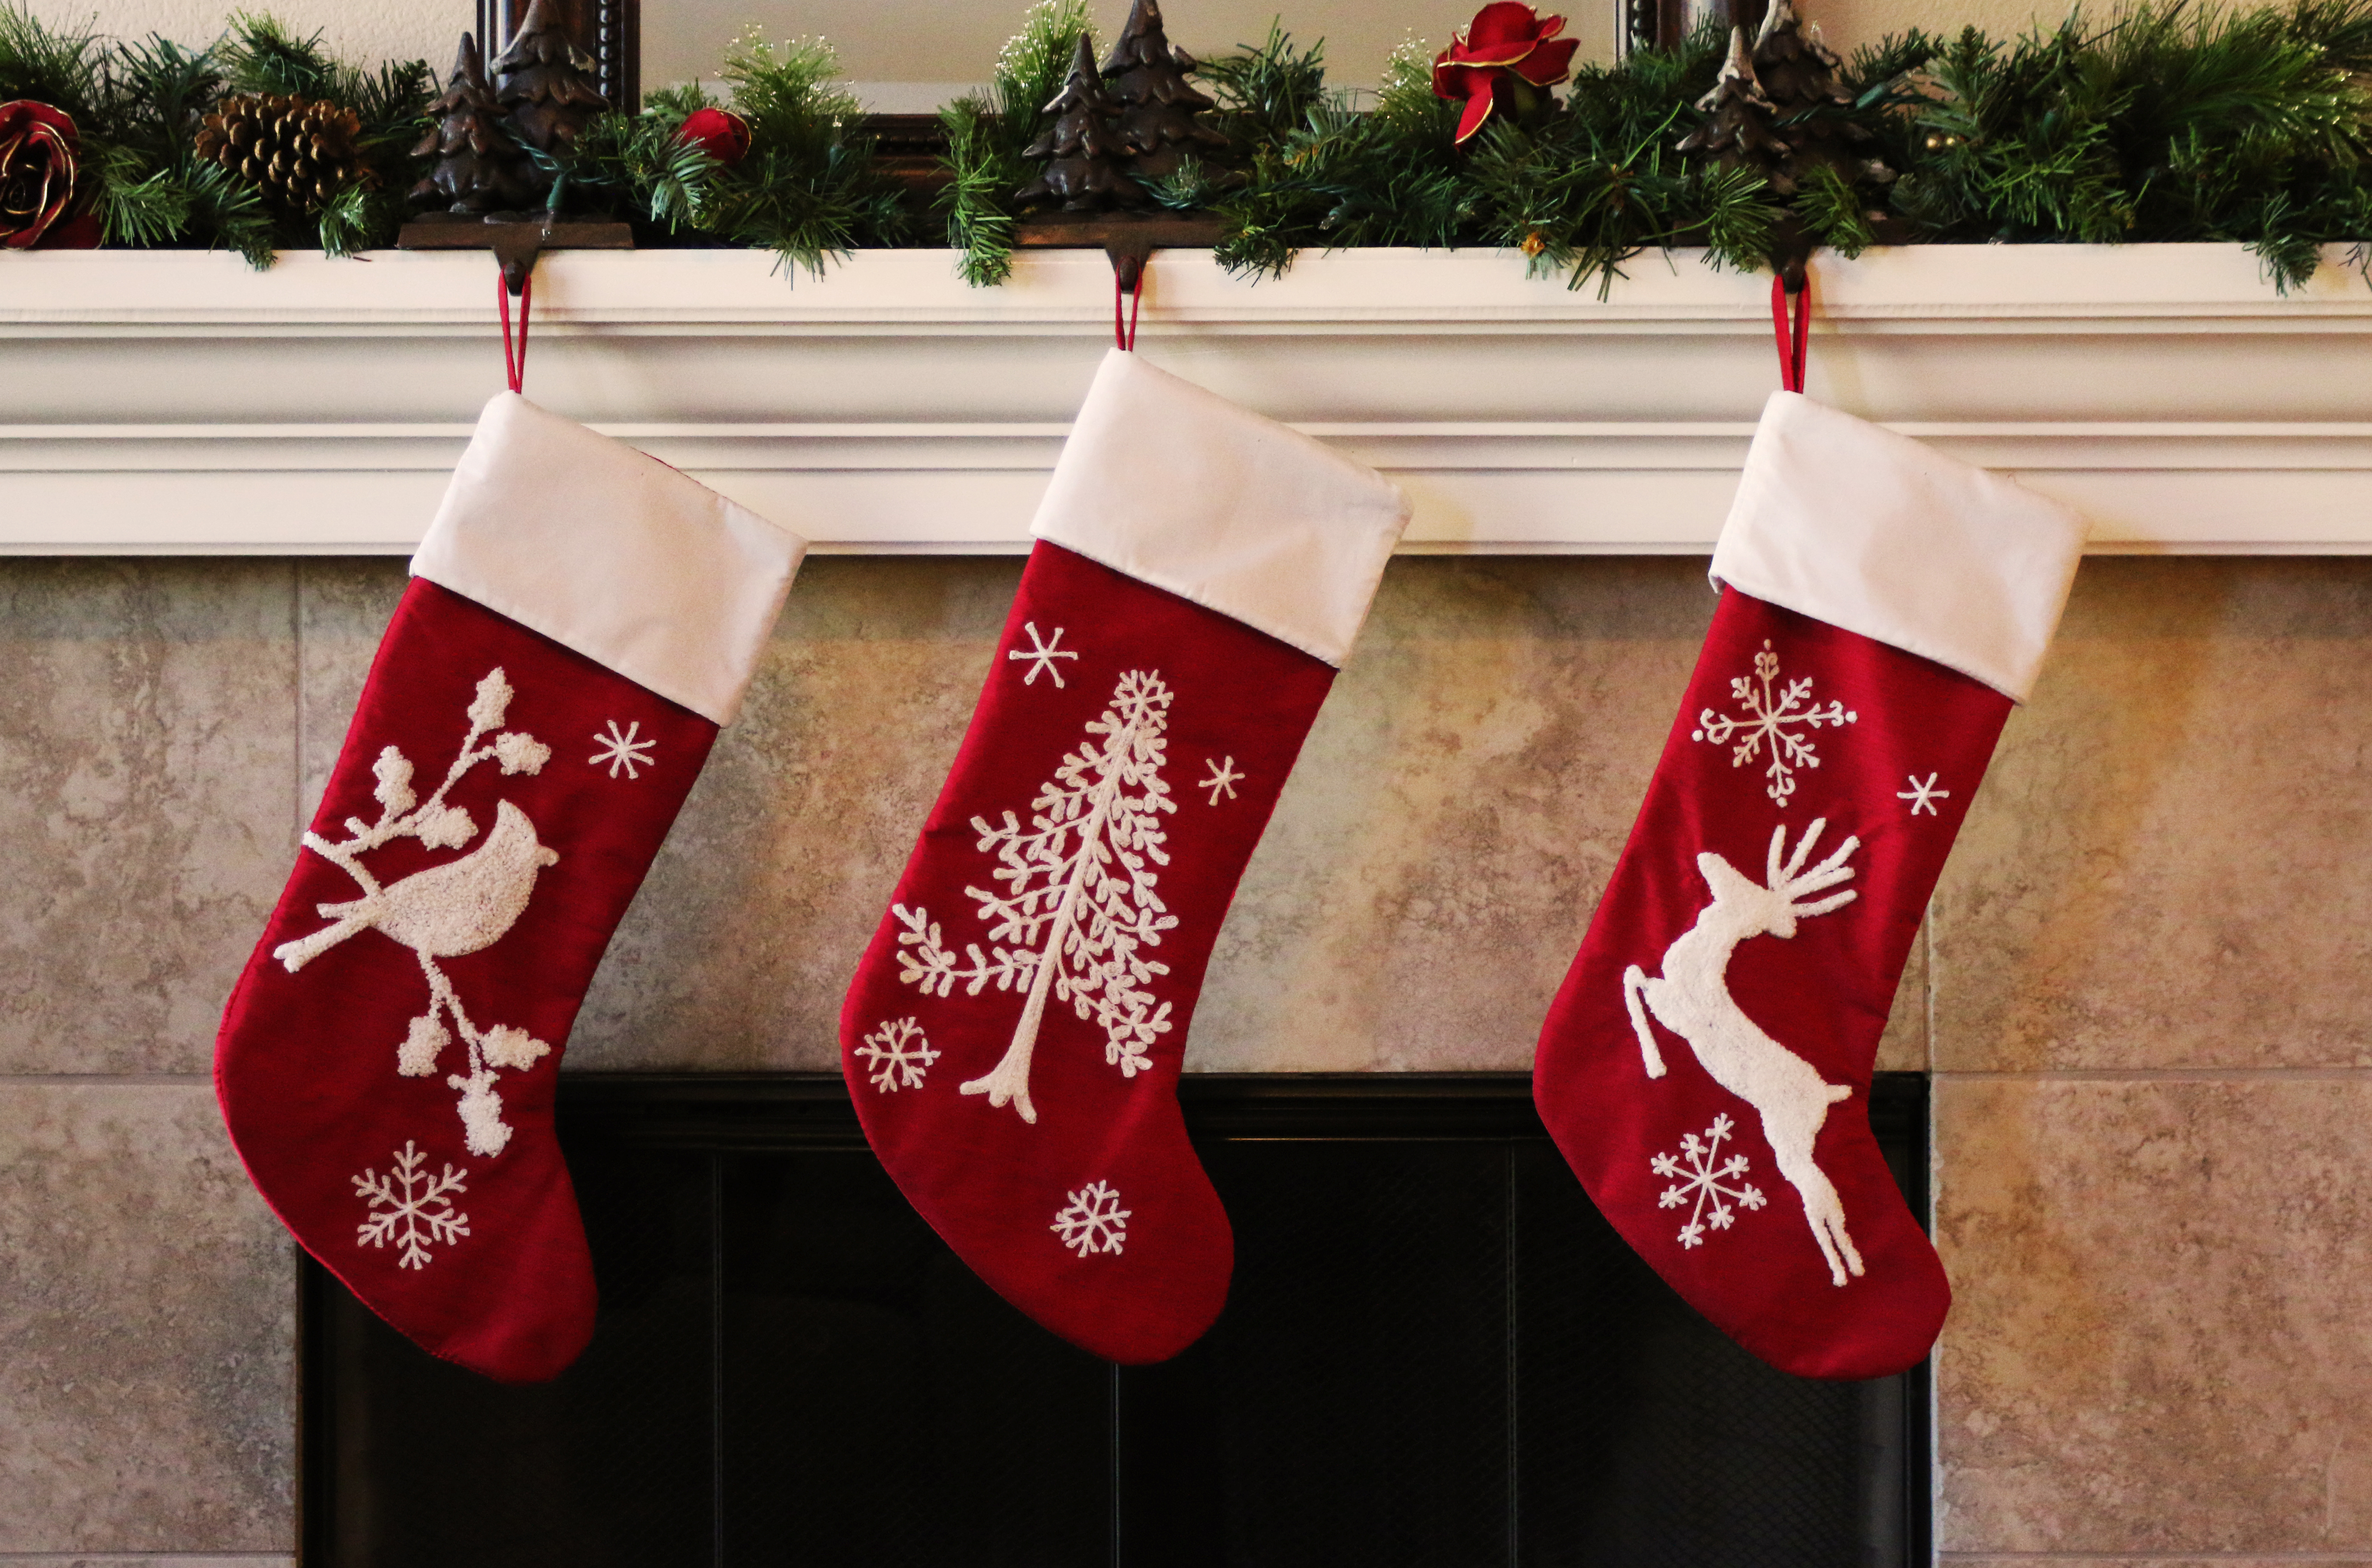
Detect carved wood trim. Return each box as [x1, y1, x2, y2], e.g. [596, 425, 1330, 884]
[476, 0, 640, 113]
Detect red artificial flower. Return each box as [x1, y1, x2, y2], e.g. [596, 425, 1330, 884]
[0, 100, 97, 249]
[1431, 3, 1581, 145]
[675, 106, 752, 169]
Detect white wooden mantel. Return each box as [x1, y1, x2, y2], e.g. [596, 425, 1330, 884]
[4, 243, 2370, 553]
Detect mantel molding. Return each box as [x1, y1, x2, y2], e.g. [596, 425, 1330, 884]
[4, 245, 2369, 554]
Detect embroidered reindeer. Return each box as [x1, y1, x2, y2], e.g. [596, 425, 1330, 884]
[1622, 819, 1866, 1287]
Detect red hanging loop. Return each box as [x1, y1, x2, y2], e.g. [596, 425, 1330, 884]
[498, 269, 533, 395]
[1769, 273, 1808, 394]
[1113, 266, 1144, 351]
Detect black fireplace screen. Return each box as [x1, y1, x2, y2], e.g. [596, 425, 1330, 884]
[304, 1073, 1929, 1567]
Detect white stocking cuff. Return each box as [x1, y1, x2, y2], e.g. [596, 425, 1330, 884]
[411, 393, 806, 725]
[1710, 391, 2085, 703]
[1030, 349, 1412, 668]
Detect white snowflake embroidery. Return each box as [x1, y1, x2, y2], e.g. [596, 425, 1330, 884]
[1050, 1181, 1130, 1257]
[1897, 773, 1948, 816]
[1692, 640, 1857, 806]
[855, 1016, 940, 1092]
[273, 668, 558, 1158]
[1008, 621, 1079, 688]
[354, 1141, 471, 1269]
[1199, 755, 1243, 805]
[1650, 1114, 1767, 1250]
[589, 719, 656, 780]
[891, 668, 1179, 1125]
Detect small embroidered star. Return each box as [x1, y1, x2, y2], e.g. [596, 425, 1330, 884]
[1199, 755, 1244, 805]
[1008, 621, 1080, 687]
[590, 720, 657, 780]
[1897, 773, 1949, 816]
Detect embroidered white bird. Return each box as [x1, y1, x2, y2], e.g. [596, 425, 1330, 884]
[274, 801, 559, 973]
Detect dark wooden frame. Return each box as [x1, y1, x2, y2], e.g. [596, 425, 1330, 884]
[1629, 0, 1772, 54]
[476, 0, 640, 114]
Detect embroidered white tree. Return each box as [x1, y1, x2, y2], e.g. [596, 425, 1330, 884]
[892, 668, 1179, 1125]
[1692, 640, 1856, 805]
[274, 668, 559, 1158]
[355, 1141, 471, 1269]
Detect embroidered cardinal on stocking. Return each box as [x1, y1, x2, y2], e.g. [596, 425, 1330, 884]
[1535, 391, 2085, 1381]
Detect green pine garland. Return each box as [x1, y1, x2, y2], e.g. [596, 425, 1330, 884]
[1209, 1, 2372, 292]
[549, 34, 913, 278]
[0, 6, 430, 264]
[938, 0, 1099, 286]
[1888, 2, 2372, 285]
[6, 0, 2372, 292]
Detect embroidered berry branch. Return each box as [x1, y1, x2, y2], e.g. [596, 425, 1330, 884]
[275, 668, 559, 1158]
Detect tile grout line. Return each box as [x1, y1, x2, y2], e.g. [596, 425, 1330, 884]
[1939, 1554, 2372, 1562]
[0, 1073, 214, 1085]
[1923, 905, 1937, 1079]
[1935, 1066, 2372, 1081]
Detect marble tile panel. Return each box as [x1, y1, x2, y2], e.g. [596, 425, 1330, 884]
[1189, 557, 1716, 1071]
[0, 1082, 294, 1555]
[294, 559, 409, 828]
[1934, 558, 2372, 1071]
[1935, 1075, 2372, 1556]
[1874, 919, 1928, 1074]
[570, 556, 1023, 1069]
[0, 561, 297, 1074]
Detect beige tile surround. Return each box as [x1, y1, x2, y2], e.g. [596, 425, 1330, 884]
[0, 553, 2365, 1560]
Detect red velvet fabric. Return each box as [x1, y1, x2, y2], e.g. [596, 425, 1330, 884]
[216, 579, 715, 1382]
[841, 542, 1337, 1363]
[1535, 588, 2008, 1380]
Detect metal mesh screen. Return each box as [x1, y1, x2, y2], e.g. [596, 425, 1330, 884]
[307, 1074, 1926, 1567]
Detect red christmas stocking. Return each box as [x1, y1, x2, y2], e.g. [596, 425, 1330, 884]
[1535, 392, 2085, 1380]
[216, 394, 804, 1382]
[841, 349, 1409, 1362]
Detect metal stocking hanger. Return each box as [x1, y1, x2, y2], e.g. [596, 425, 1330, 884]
[1011, 211, 1227, 351]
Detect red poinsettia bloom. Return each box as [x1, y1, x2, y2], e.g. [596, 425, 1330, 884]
[1431, 3, 1581, 144]
[0, 100, 97, 249]
[674, 106, 753, 169]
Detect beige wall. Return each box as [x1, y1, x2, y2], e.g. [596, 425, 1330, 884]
[4, 551, 2371, 1561]
[43, 0, 2070, 96]
[31, 0, 464, 74]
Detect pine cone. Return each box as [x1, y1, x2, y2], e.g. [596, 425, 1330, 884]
[195, 94, 368, 212]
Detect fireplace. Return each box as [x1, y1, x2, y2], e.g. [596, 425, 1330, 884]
[303, 1073, 1928, 1565]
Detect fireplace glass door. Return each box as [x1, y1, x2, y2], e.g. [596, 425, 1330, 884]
[304, 1073, 1929, 1566]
